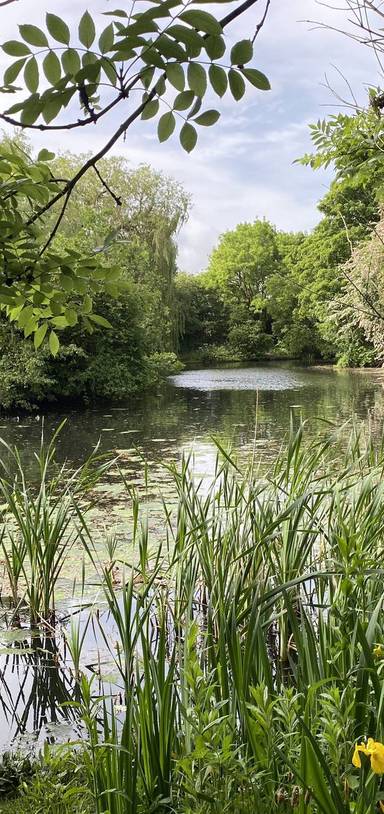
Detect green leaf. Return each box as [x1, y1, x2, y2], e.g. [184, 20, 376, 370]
[78, 11, 96, 49]
[19, 25, 49, 47]
[46, 13, 70, 45]
[180, 122, 197, 153]
[2, 41, 31, 57]
[166, 62, 185, 91]
[230, 39, 253, 65]
[49, 330, 60, 356]
[241, 67, 270, 90]
[34, 322, 48, 349]
[141, 98, 159, 119]
[99, 24, 114, 54]
[173, 89, 194, 111]
[188, 63, 206, 97]
[228, 68, 245, 100]
[24, 57, 39, 94]
[4, 58, 27, 85]
[37, 148, 55, 161]
[158, 111, 176, 142]
[61, 48, 81, 76]
[204, 35, 225, 60]
[43, 51, 61, 85]
[193, 109, 220, 126]
[88, 313, 112, 328]
[42, 94, 62, 123]
[65, 308, 78, 327]
[209, 64, 227, 97]
[179, 10, 222, 35]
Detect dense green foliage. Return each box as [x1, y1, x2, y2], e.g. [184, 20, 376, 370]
[176, 107, 384, 366]
[0, 0, 271, 348]
[4, 425, 384, 812]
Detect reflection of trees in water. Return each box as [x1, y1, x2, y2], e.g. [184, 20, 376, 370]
[0, 367, 383, 476]
[0, 631, 78, 749]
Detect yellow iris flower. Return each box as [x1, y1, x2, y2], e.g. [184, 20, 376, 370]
[373, 645, 384, 659]
[352, 739, 384, 774]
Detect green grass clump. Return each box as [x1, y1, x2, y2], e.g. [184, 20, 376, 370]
[4, 420, 384, 813]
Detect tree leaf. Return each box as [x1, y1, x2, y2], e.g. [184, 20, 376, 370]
[242, 67, 270, 90]
[46, 13, 70, 45]
[99, 24, 114, 54]
[173, 89, 194, 111]
[34, 322, 48, 349]
[158, 111, 175, 142]
[78, 11, 96, 49]
[179, 10, 222, 35]
[24, 57, 39, 94]
[88, 313, 113, 328]
[141, 98, 159, 119]
[4, 58, 27, 85]
[204, 35, 225, 60]
[230, 39, 253, 65]
[180, 122, 197, 153]
[37, 148, 55, 161]
[2, 41, 31, 57]
[49, 330, 60, 356]
[43, 51, 61, 85]
[188, 63, 206, 97]
[209, 64, 227, 97]
[193, 109, 220, 126]
[228, 68, 245, 100]
[61, 48, 81, 76]
[19, 25, 49, 48]
[166, 62, 185, 91]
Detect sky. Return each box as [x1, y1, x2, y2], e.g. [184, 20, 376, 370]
[0, 0, 378, 273]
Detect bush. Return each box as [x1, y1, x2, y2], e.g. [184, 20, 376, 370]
[228, 322, 273, 359]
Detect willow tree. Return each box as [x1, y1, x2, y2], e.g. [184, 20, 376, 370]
[0, 0, 271, 353]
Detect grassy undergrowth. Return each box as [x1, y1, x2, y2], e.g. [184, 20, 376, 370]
[3, 421, 384, 812]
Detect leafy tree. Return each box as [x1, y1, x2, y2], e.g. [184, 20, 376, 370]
[0, 0, 271, 350]
[175, 273, 228, 354]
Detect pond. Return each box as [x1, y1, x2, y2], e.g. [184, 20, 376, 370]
[1, 361, 384, 753]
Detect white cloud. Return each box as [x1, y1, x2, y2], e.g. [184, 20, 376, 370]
[0, 0, 378, 271]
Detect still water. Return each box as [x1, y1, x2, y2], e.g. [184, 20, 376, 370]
[1, 362, 384, 752]
[1, 362, 384, 474]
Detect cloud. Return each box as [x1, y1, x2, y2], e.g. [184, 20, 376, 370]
[0, 0, 378, 272]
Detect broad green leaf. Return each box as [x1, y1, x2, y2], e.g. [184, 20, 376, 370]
[4, 58, 27, 85]
[141, 98, 159, 119]
[2, 41, 31, 57]
[101, 57, 117, 85]
[180, 122, 197, 153]
[230, 39, 253, 65]
[43, 51, 61, 85]
[188, 63, 206, 97]
[37, 148, 55, 161]
[61, 48, 81, 76]
[46, 13, 70, 45]
[78, 11, 96, 49]
[173, 89, 194, 110]
[88, 313, 113, 328]
[34, 322, 48, 349]
[65, 308, 78, 327]
[179, 10, 222, 35]
[99, 24, 114, 54]
[187, 97, 202, 119]
[158, 111, 175, 142]
[166, 62, 185, 91]
[42, 94, 62, 123]
[24, 57, 39, 94]
[167, 24, 203, 56]
[49, 330, 60, 356]
[228, 68, 245, 100]
[19, 25, 49, 47]
[103, 9, 128, 17]
[156, 35, 185, 61]
[242, 67, 270, 90]
[209, 64, 227, 97]
[20, 97, 41, 125]
[193, 109, 220, 126]
[204, 35, 225, 60]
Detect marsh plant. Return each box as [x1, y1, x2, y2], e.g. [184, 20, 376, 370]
[0, 423, 110, 626]
[4, 421, 384, 813]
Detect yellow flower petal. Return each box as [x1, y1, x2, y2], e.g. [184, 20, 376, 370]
[352, 745, 362, 768]
[370, 742, 384, 774]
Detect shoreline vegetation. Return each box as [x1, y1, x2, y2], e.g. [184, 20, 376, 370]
[2, 422, 384, 812]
